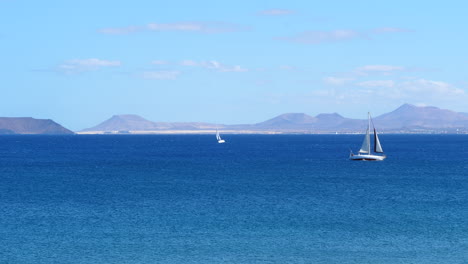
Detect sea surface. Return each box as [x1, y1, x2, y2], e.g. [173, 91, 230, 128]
[0, 134, 467, 264]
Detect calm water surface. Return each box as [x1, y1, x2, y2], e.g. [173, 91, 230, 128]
[0, 135, 467, 264]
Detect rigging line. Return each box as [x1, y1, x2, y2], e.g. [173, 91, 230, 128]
[369, 112, 376, 129]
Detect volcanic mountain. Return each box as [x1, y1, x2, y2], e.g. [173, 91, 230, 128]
[253, 113, 318, 130]
[248, 112, 363, 131]
[373, 104, 468, 130]
[82, 114, 221, 132]
[0, 117, 74, 134]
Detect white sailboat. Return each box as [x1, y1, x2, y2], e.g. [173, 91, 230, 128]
[216, 129, 225, 143]
[349, 112, 386, 161]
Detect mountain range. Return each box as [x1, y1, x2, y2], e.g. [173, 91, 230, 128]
[81, 104, 468, 134]
[0, 104, 466, 134]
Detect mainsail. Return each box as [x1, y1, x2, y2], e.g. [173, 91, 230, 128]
[359, 128, 371, 153]
[216, 129, 221, 141]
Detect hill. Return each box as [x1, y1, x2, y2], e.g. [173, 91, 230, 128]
[82, 114, 221, 132]
[0, 117, 74, 134]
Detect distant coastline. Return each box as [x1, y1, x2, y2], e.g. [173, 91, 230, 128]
[76, 130, 468, 135]
[79, 104, 468, 135]
[1, 104, 468, 135]
[77, 130, 283, 135]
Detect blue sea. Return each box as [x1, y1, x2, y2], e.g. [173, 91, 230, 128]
[0, 134, 467, 264]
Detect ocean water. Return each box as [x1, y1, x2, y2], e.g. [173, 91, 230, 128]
[0, 134, 467, 264]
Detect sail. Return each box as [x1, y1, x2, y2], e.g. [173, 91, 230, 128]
[216, 130, 221, 141]
[374, 128, 383, 153]
[359, 128, 370, 153]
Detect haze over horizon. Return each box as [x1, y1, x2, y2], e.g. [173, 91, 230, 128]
[1, 1, 467, 131]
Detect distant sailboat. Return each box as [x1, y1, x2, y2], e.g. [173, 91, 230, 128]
[216, 129, 225, 143]
[349, 112, 386, 161]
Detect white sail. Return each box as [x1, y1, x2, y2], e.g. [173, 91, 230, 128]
[359, 128, 370, 153]
[374, 129, 383, 153]
[216, 129, 225, 143]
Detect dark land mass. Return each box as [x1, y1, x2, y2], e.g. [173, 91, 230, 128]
[0, 117, 74, 134]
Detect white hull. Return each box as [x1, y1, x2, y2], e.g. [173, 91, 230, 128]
[349, 154, 386, 161]
[218, 139, 225, 144]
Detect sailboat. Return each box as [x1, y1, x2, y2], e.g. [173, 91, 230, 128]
[216, 129, 225, 143]
[349, 112, 386, 161]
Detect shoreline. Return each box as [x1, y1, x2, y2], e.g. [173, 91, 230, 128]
[76, 130, 468, 135]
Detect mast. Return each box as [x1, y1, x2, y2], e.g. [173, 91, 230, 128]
[367, 112, 371, 154]
[369, 112, 384, 153]
[359, 113, 371, 154]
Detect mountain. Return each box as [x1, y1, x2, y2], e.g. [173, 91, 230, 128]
[253, 113, 318, 130]
[84, 115, 158, 131]
[0, 117, 74, 134]
[82, 114, 221, 132]
[374, 104, 468, 130]
[312, 113, 363, 131]
[248, 112, 363, 131]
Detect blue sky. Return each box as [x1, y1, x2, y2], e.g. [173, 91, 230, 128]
[1, 0, 467, 130]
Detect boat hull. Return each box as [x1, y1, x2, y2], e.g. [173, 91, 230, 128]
[218, 140, 225, 144]
[349, 154, 386, 161]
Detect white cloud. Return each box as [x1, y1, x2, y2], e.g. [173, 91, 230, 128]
[262, 76, 466, 113]
[324, 65, 407, 82]
[226, 65, 248, 72]
[357, 80, 395, 88]
[277, 27, 412, 44]
[149, 22, 248, 33]
[202, 61, 222, 70]
[278, 30, 361, 44]
[317, 78, 466, 106]
[180, 60, 248, 72]
[59, 58, 121, 73]
[141, 71, 180, 80]
[180, 60, 199, 66]
[202, 60, 248, 72]
[147, 22, 202, 31]
[323, 76, 354, 86]
[356, 65, 405, 72]
[258, 9, 295, 16]
[399, 79, 464, 95]
[100, 22, 248, 35]
[324, 64, 423, 89]
[66, 58, 120, 67]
